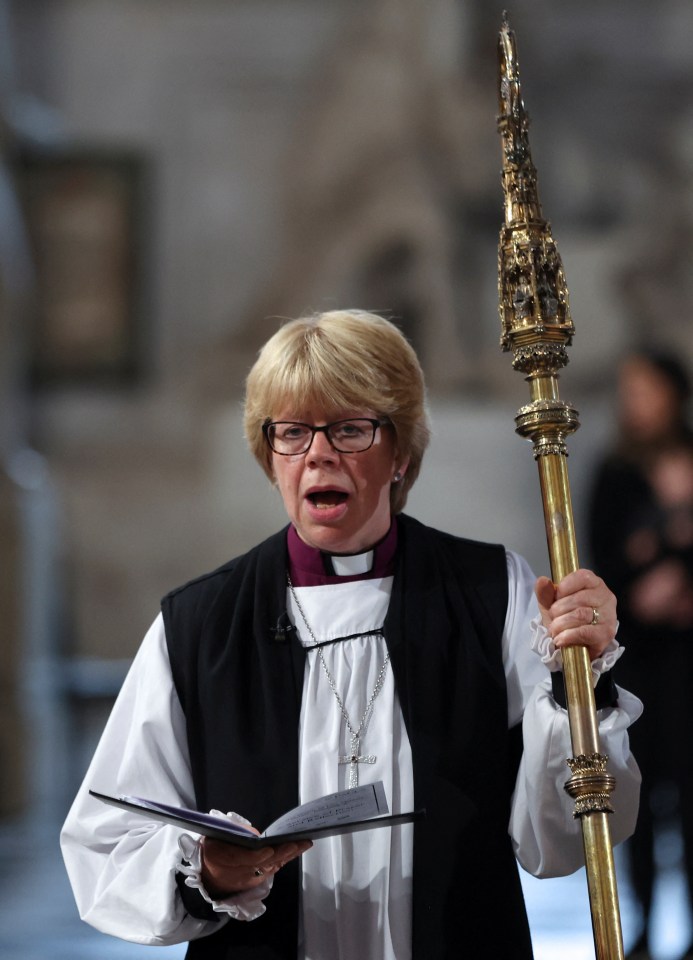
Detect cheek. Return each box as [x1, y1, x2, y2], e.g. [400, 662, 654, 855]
[272, 460, 298, 504]
[272, 458, 290, 500]
[275, 481, 301, 525]
[359, 462, 396, 506]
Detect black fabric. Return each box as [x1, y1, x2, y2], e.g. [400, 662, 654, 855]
[588, 451, 693, 934]
[163, 514, 533, 959]
[163, 526, 302, 959]
[551, 669, 619, 711]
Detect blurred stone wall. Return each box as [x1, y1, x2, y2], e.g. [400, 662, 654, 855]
[1, 0, 692, 808]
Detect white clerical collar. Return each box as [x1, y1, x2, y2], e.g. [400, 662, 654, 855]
[330, 551, 374, 577]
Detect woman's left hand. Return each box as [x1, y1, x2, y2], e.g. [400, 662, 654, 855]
[535, 569, 617, 661]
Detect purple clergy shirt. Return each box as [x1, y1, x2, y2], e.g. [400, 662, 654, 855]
[286, 520, 398, 587]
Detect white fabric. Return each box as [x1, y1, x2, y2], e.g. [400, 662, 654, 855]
[289, 577, 413, 959]
[330, 550, 373, 576]
[177, 832, 272, 921]
[60, 549, 642, 956]
[531, 618, 625, 682]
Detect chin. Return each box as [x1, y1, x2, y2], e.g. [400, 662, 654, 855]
[299, 525, 357, 554]
[311, 532, 355, 554]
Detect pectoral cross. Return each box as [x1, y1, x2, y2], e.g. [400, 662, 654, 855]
[339, 733, 376, 789]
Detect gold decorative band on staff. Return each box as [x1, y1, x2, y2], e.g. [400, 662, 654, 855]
[564, 753, 617, 818]
[514, 399, 580, 459]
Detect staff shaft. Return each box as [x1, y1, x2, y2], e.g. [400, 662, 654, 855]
[525, 392, 624, 959]
[496, 17, 625, 958]
[537, 445, 623, 957]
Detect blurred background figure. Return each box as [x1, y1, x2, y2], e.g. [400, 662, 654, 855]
[588, 350, 693, 960]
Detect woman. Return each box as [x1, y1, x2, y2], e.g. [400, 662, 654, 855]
[62, 310, 641, 960]
[588, 349, 693, 960]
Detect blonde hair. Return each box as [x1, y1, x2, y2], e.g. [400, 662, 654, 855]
[244, 310, 430, 513]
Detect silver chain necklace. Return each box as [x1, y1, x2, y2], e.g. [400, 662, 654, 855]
[287, 573, 390, 788]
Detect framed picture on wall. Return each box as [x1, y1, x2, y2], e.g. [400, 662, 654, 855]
[16, 149, 150, 386]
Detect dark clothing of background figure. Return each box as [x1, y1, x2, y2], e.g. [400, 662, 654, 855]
[589, 452, 693, 932]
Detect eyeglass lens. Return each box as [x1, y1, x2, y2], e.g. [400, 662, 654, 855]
[267, 419, 379, 454]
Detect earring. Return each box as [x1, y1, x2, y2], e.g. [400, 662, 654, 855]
[393, 472, 402, 483]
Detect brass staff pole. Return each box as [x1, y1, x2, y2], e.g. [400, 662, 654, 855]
[496, 16, 624, 960]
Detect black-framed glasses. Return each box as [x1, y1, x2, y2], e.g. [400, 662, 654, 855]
[263, 418, 387, 455]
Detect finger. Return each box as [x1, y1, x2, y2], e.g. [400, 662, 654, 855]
[215, 861, 277, 893]
[550, 596, 615, 628]
[208, 844, 276, 869]
[535, 576, 556, 623]
[560, 599, 616, 634]
[552, 610, 612, 641]
[554, 568, 602, 600]
[202, 837, 312, 890]
[201, 849, 279, 898]
[550, 602, 616, 638]
[553, 625, 614, 660]
[261, 840, 313, 870]
[549, 572, 617, 623]
[551, 608, 616, 660]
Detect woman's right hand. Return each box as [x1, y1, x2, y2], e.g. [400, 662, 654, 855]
[200, 836, 312, 899]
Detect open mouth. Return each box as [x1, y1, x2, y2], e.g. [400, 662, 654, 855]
[307, 491, 348, 509]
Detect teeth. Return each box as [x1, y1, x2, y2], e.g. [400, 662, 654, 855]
[309, 492, 346, 508]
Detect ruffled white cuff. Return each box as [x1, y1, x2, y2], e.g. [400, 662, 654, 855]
[530, 614, 624, 685]
[177, 811, 273, 922]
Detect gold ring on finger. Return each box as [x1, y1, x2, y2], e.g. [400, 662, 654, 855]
[590, 607, 600, 626]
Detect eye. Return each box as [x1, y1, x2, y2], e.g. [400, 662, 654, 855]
[332, 420, 367, 440]
[277, 423, 310, 441]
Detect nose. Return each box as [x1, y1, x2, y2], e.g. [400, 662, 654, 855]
[306, 427, 339, 464]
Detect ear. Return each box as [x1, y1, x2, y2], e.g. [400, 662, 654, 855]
[393, 457, 410, 483]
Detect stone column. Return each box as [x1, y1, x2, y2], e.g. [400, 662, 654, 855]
[0, 466, 24, 815]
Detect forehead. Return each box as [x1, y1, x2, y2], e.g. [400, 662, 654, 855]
[272, 406, 377, 423]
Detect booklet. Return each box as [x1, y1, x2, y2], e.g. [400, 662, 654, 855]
[89, 781, 423, 849]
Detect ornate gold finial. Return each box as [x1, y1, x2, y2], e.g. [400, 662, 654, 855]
[497, 16, 574, 375]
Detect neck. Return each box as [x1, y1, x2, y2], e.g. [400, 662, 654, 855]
[287, 520, 398, 587]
